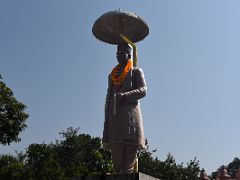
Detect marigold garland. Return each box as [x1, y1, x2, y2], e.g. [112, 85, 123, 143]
[111, 59, 132, 87]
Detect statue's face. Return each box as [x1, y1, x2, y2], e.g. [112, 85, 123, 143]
[116, 43, 131, 64]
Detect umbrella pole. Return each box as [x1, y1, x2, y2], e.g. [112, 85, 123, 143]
[133, 46, 137, 67]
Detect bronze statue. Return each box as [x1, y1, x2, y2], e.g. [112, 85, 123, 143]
[92, 9, 149, 173]
[102, 42, 147, 173]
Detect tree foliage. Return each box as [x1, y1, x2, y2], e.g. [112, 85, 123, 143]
[0, 75, 29, 145]
[211, 158, 240, 179]
[54, 127, 112, 177]
[0, 127, 112, 179]
[138, 144, 200, 180]
[24, 143, 64, 179]
[227, 157, 240, 178]
[0, 127, 202, 179]
[0, 154, 25, 179]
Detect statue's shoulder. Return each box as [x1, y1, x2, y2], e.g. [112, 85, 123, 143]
[132, 67, 144, 74]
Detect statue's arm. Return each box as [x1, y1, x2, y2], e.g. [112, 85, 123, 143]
[123, 68, 147, 103]
[105, 75, 112, 116]
[103, 75, 111, 143]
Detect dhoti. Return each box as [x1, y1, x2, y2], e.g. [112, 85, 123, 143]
[110, 143, 138, 173]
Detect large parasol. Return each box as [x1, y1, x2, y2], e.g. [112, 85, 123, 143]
[92, 9, 149, 45]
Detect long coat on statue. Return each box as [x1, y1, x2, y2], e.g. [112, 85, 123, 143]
[103, 67, 147, 149]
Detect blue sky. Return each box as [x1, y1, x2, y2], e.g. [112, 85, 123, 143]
[1, 0, 240, 174]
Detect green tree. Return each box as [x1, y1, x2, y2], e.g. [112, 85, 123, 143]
[55, 127, 112, 177]
[24, 143, 64, 179]
[211, 158, 240, 179]
[7, 127, 113, 179]
[227, 157, 240, 178]
[0, 154, 25, 179]
[138, 144, 200, 180]
[0, 127, 201, 179]
[181, 157, 200, 180]
[0, 75, 29, 145]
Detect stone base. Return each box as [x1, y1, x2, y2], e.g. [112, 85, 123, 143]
[71, 172, 160, 180]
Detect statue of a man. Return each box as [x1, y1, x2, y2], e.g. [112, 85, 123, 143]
[103, 42, 147, 173]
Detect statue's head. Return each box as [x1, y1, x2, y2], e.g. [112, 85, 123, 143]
[116, 43, 132, 64]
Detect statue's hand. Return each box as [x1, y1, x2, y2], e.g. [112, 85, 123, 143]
[116, 93, 125, 102]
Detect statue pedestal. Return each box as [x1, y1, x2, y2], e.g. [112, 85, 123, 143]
[71, 172, 160, 180]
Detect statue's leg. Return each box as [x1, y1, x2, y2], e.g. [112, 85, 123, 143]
[122, 144, 138, 173]
[109, 143, 124, 173]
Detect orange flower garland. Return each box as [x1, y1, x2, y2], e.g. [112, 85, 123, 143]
[111, 59, 133, 87]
